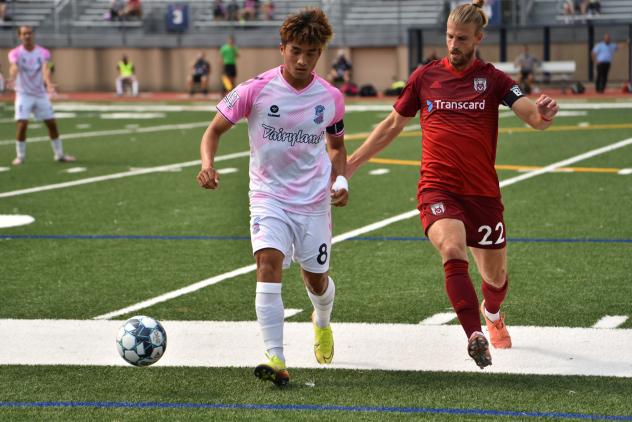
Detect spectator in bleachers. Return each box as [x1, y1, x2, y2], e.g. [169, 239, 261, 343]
[226, 0, 240, 21]
[121, 0, 142, 19]
[587, 0, 600, 15]
[213, 0, 227, 20]
[240, 0, 257, 21]
[514, 44, 539, 94]
[188, 52, 211, 96]
[261, 0, 274, 20]
[107, 0, 125, 21]
[592, 33, 620, 93]
[0, 0, 7, 22]
[328, 49, 352, 85]
[116, 54, 139, 96]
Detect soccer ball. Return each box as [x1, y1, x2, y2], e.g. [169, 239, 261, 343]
[116, 315, 167, 366]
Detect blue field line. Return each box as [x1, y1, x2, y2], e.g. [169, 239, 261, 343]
[1, 234, 631, 244]
[0, 401, 630, 420]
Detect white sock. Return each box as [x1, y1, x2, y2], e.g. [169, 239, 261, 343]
[484, 307, 501, 322]
[51, 138, 63, 158]
[307, 277, 336, 328]
[15, 141, 26, 159]
[255, 282, 285, 362]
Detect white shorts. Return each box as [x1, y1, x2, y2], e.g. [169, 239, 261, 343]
[15, 94, 55, 121]
[250, 203, 332, 273]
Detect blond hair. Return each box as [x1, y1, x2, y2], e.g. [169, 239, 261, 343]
[279, 8, 333, 46]
[448, 0, 488, 34]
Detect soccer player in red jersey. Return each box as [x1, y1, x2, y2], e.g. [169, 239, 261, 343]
[346, 0, 559, 369]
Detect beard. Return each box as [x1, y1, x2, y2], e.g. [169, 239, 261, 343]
[448, 48, 475, 69]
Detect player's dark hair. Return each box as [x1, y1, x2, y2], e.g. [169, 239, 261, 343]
[279, 8, 333, 46]
[448, 0, 488, 33]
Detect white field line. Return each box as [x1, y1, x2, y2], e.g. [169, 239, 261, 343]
[93, 210, 421, 320]
[2, 319, 631, 377]
[0, 121, 211, 146]
[0, 152, 249, 199]
[593, 315, 629, 329]
[94, 136, 632, 320]
[420, 312, 457, 325]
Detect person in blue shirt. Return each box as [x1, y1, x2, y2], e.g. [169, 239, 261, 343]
[591, 33, 622, 93]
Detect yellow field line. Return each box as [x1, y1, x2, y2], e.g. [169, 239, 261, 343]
[345, 122, 632, 141]
[368, 157, 623, 173]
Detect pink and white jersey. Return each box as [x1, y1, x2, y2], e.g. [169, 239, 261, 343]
[216, 66, 345, 215]
[8, 45, 50, 97]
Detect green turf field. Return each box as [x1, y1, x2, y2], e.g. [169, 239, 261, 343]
[0, 99, 631, 420]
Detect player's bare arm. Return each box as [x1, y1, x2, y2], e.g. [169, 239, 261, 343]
[327, 133, 348, 207]
[43, 60, 57, 95]
[7, 62, 18, 90]
[511, 95, 559, 130]
[197, 112, 233, 190]
[346, 109, 413, 178]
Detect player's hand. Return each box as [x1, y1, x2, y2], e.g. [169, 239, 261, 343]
[197, 167, 220, 189]
[46, 83, 58, 96]
[330, 175, 349, 207]
[535, 94, 558, 121]
[5, 79, 15, 91]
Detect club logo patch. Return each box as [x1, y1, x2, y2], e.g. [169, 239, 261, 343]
[430, 202, 445, 215]
[473, 78, 487, 93]
[314, 105, 325, 124]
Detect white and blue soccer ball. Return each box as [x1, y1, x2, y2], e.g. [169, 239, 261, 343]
[116, 315, 167, 366]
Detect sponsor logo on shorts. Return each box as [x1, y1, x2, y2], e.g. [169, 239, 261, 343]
[473, 77, 487, 93]
[430, 202, 445, 215]
[223, 90, 240, 109]
[252, 216, 261, 234]
[314, 105, 325, 124]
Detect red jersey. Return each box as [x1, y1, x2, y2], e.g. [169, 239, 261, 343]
[394, 58, 522, 197]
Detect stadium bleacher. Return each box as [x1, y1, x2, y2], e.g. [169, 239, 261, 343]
[0, 0, 59, 28]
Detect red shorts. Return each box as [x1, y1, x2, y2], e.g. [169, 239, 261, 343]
[418, 189, 507, 249]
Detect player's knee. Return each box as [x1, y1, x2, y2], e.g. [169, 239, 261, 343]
[486, 269, 507, 288]
[303, 272, 328, 295]
[439, 243, 467, 261]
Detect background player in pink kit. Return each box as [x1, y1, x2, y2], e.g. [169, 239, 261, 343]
[346, 0, 558, 369]
[7, 26, 75, 166]
[197, 8, 347, 386]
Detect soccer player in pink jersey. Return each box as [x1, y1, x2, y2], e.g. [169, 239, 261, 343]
[346, 0, 559, 369]
[197, 8, 347, 386]
[7, 26, 75, 166]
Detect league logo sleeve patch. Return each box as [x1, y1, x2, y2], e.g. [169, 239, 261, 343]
[430, 202, 445, 215]
[223, 90, 240, 109]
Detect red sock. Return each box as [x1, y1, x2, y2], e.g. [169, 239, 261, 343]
[443, 259, 481, 338]
[481, 277, 508, 314]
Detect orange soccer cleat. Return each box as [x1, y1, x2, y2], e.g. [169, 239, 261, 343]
[480, 301, 512, 349]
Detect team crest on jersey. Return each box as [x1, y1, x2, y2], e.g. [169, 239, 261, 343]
[473, 78, 487, 93]
[314, 105, 325, 124]
[223, 90, 240, 109]
[430, 202, 445, 216]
